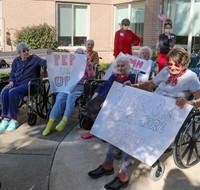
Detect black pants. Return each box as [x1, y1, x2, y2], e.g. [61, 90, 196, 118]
[83, 96, 105, 130]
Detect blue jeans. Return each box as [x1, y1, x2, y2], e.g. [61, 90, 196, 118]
[104, 144, 135, 174]
[1, 84, 28, 119]
[49, 83, 84, 121]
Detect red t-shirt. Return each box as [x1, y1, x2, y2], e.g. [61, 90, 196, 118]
[114, 29, 140, 58]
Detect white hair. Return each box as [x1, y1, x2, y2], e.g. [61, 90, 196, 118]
[115, 56, 131, 74]
[138, 46, 152, 60]
[75, 48, 85, 54]
[16, 42, 29, 52]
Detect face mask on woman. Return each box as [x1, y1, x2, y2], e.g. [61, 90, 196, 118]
[122, 25, 129, 31]
[165, 29, 172, 33]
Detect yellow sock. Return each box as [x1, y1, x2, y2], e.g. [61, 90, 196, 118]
[55, 116, 68, 132]
[42, 118, 55, 136]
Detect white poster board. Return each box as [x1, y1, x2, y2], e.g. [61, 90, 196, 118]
[47, 52, 87, 94]
[91, 82, 193, 166]
[103, 53, 152, 83]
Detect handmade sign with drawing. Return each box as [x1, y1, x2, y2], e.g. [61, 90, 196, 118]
[103, 53, 152, 83]
[47, 52, 87, 94]
[90, 81, 193, 166]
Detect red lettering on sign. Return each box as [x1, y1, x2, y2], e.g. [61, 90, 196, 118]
[70, 54, 75, 66]
[54, 54, 60, 66]
[62, 55, 68, 65]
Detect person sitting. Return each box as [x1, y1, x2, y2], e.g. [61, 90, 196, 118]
[81, 56, 136, 139]
[138, 46, 155, 78]
[42, 48, 95, 136]
[88, 48, 200, 190]
[138, 46, 153, 66]
[85, 39, 99, 66]
[0, 42, 48, 132]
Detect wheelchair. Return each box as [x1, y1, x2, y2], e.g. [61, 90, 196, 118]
[78, 79, 105, 129]
[150, 108, 200, 181]
[78, 74, 200, 182]
[0, 68, 53, 126]
[25, 68, 53, 126]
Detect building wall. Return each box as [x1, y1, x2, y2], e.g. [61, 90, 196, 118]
[89, 3, 114, 62]
[2, 0, 55, 51]
[0, 0, 160, 63]
[143, 0, 162, 48]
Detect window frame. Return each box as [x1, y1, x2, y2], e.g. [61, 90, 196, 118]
[56, 2, 89, 47]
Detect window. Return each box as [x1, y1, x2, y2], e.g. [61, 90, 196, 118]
[164, 0, 200, 51]
[57, 3, 88, 46]
[115, 2, 144, 45]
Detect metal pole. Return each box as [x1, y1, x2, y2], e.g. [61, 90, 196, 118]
[188, 0, 194, 53]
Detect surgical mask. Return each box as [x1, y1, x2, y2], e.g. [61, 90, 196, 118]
[165, 29, 172, 33]
[122, 25, 129, 30]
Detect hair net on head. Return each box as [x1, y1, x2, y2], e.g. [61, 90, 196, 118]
[16, 42, 29, 52]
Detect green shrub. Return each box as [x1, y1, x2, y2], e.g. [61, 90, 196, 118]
[14, 23, 57, 49]
[152, 50, 159, 61]
[99, 63, 111, 70]
[0, 72, 10, 77]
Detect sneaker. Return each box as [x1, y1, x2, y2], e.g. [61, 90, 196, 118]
[0, 119, 10, 131]
[6, 120, 19, 131]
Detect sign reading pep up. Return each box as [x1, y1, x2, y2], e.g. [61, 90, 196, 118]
[91, 82, 193, 166]
[103, 53, 152, 83]
[47, 52, 87, 94]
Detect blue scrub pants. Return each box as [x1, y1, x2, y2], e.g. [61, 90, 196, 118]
[1, 84, 28, 119]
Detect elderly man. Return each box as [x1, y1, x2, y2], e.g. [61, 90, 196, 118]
[0, 42, 47, 131]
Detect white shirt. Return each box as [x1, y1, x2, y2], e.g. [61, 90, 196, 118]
[153, 67, 200, 99]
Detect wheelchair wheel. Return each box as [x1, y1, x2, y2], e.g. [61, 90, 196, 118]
[173, 110, 200, 168]
[79, 116, 86, 129]
[28, 113, 37, 126]
[149, 162, 165, 181]
[36, 80, 53, 119]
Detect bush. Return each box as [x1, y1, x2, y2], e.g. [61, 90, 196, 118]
[0, 72, 10, 77]
[99, 63, 111, 70]
[14, 23, 57, 49]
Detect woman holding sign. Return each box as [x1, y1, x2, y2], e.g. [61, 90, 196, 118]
[42, 48, 95, 136]
[88, 48, 200, 190]
[81, 56, 136, 139]
[0, 42, 49, 132]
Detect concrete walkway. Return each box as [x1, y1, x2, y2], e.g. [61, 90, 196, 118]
[0, 107, 200, 190]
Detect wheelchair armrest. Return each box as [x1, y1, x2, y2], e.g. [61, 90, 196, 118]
[28, 78, 41, 86]
[28, 78, 41, 96]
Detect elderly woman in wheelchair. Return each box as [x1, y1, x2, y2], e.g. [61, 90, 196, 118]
[0, 42, 48, 132]
[88, 48, 200, 190]
[42, 48, 95, 136]
[80, 56, 136, 139]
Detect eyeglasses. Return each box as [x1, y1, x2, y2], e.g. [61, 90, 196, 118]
[116, 64, 126, 67]
[87, 43, 94, 46]
[21, 48, 29, 53]
[165, 21, 172, 25]
[141, 52, 149, 55]
[167, 63, 181, 68]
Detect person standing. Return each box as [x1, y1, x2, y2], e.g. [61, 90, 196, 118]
[113, 18, 140, 58]
[157, 18, 176, 72]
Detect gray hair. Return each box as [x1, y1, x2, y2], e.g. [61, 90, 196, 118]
[115, 56, 131, 74]
[16, 42, 29, 53]
[75, 48, 85, 54]
[86, 39, 94, 46]
[138, 46, 152, 60]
